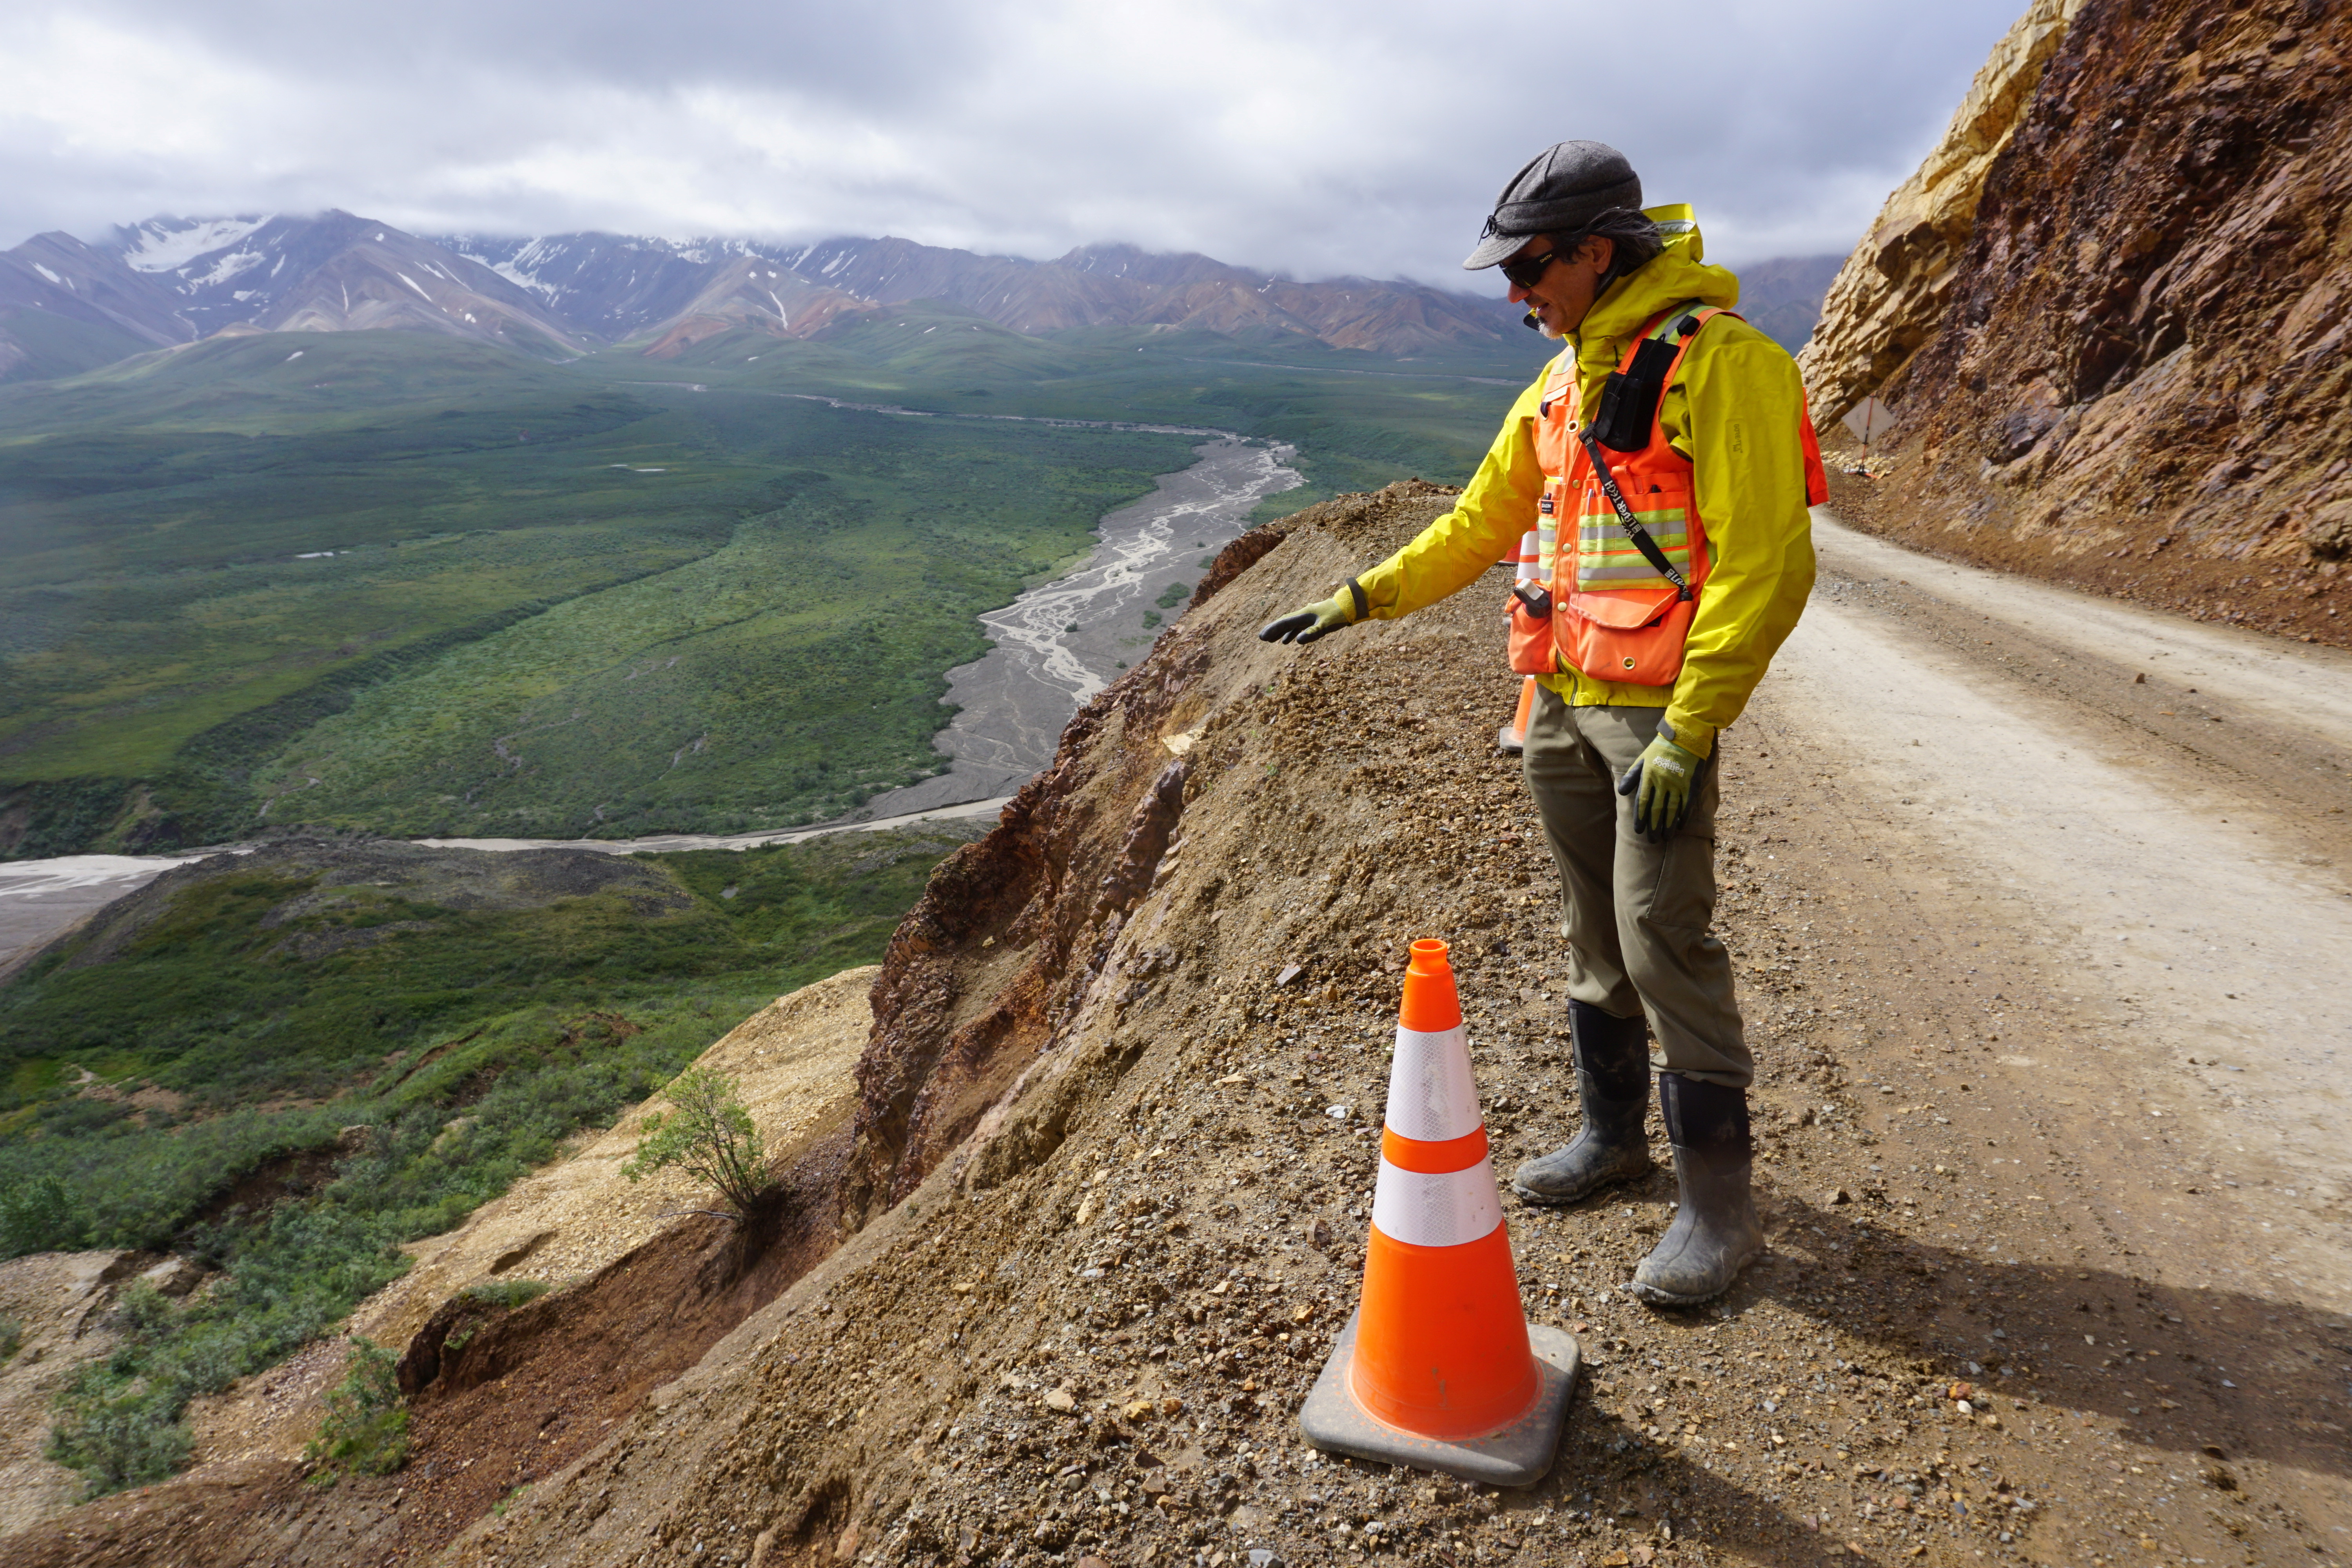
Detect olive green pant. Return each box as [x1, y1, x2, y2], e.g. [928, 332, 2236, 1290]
[1519, 686, 1750, 1088]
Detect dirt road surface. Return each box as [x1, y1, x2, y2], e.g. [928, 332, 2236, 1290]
[1775, 509, 2352, 1303]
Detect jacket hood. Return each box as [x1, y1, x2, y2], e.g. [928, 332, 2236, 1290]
[1572, 204, 1739, 369]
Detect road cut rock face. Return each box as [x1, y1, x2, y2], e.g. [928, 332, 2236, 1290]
[1798, 0, 2083, 425]
[1802, 0, 2352, 648]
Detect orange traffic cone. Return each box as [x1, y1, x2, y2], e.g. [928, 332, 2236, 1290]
[1298, 939, 1580, 1486]
[1495, 675, 1537, 755]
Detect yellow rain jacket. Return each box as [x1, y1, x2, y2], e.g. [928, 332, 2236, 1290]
[1350, 205, 1816, 759]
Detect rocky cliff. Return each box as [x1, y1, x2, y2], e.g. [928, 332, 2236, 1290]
[1798, 0, 2082, 421]
[1801, 0, 2352, 646]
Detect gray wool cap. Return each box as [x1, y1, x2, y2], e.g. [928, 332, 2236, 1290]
[1462, 141, 1644, 270]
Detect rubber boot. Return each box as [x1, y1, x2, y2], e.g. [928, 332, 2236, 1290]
[1631, 1073, 1763, 1305]
[1510, 1000, 1654, 1205]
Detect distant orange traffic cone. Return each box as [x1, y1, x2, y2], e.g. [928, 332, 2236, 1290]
[1495, 675, 1537, 755]
[1298, 939, 1579, 1486]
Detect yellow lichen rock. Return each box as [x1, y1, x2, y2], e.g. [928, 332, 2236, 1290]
[1798, 0, 2084, 422]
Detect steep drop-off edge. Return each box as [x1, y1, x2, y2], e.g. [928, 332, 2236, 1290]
[0, 964, 877, 1559]
[1802, 0, 2352, 647]
[12, 481, 2347, 1566]
[0, 485, 1464, 1564]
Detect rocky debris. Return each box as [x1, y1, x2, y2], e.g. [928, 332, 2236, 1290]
[1802, 0, 2352, 648]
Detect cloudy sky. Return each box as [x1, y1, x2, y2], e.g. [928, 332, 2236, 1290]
[2, 0, 2026, 284]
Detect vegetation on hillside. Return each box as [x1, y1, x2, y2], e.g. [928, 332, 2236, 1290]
[0, 322, 1532, 857]
[0, 333, 1209, 852]
[0, 824, 970, 1495]
[620, 1065, 769, 1218]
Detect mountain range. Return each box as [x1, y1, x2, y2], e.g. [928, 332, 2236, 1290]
[0, 211, 1845, 381]
[0, 212, 1534, 378]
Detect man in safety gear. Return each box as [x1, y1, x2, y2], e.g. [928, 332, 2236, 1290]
[1261, 140, 1822, 1305]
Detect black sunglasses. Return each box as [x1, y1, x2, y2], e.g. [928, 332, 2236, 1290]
[1498, 247, 1559, 291]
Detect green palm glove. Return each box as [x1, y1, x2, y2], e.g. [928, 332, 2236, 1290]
[1258, 580, 1366, 645]
[1617, 733, 1706, 844]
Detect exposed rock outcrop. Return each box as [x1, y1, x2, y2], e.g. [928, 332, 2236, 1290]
[1805, 0, 2352, 645]
[1798, 0, 2083, 421]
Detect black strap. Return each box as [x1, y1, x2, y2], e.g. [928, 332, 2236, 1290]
[1573, 425, 1692, 603]
[1588, 305, 1707, 452]
[1345, 577, 1368, 619]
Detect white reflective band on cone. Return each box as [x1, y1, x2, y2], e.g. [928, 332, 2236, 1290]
[1386, 1024, 1481, 1143]
[1371, 1157, 1504, 1249]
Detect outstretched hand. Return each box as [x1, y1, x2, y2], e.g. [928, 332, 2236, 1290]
[1258, 590, 1356, 645]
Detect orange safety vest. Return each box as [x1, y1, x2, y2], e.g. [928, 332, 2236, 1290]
[1506, 304, 1828, 685]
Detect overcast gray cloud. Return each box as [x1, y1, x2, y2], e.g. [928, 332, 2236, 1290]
[0, 0, 2027, 282]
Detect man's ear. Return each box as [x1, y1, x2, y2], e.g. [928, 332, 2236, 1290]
[1576, 234, 1615, 276]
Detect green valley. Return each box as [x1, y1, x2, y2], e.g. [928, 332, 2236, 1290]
[0, 316, 1535, 856]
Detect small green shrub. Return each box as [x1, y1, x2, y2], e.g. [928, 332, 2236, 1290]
[303, 1338, 409, 1485]
[0, 1173, 78, 1256]
[461, 1278, 551, 1310]
[0, 1314, 24, 1363]
[45, 1385, 192, 1494]
[621, 1066, 768, 1216]
[1154, 580, 1191, 609]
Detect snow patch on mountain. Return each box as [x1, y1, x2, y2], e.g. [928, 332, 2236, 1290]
[119, 216, 272, 273]
[190, 247, 270, 289]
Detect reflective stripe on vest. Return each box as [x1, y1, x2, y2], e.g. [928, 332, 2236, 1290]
[1568, 304, 1712, 594]
[1575, 496, 1693, 592]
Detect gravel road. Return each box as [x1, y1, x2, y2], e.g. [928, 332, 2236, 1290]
[1773, 510, 2352, 1306]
